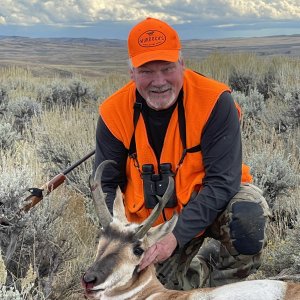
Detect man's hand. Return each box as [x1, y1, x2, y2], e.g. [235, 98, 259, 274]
[138, 232, 177, 271]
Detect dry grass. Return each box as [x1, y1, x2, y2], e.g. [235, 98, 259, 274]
[0, 47, 299, 298]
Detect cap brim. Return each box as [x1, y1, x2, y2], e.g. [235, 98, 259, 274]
[131, 49, 179, 68]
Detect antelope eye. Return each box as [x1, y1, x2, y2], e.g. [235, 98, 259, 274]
[133, 246, 144, 256]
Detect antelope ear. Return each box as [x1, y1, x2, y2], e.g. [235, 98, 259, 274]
[147, 214, 178, 247]
[113, 187, 127, 224]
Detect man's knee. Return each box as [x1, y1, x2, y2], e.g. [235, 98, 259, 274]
[230, 200, 266, 254]
[221, 183, 270, 256]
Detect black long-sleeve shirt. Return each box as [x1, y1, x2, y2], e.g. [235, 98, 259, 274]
[94, 90, 242, 248]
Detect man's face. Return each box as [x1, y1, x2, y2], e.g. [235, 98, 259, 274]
[130, 60, 184, 110]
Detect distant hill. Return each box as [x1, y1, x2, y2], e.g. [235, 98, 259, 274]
[0, 35, 299, 78]
[183, 34, 300, 57]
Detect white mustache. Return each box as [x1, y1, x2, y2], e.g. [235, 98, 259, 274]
[149, 86, 171, 93]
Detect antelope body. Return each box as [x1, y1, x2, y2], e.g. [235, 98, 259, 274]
[82, 161, 300, 300]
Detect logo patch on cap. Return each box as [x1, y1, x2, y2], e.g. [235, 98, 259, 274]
[138, 30, 166, 48]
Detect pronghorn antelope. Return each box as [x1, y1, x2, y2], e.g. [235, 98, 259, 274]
[82, 161, 300, 300]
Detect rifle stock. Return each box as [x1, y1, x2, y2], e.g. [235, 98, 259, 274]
[21, 149, 95, 213]
[22, 173, 66, 212]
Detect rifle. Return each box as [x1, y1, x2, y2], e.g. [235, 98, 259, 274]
[22, 149, 95, 212]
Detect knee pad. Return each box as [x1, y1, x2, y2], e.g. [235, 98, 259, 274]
[229, 201, 266, 255]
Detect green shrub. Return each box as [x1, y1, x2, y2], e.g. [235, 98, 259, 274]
[36, 80, 71, 108]
[262, 220, 300, 276]
[233, 89, 266, 119]
[0, 123, 20, 150]
[69, 78, 98, 103]
[7, 97, 42, 133]
[274, 86, 300, 129]
[37, 78, 97, 108]
[262, 88, 299, 134]
[0, 151, 75, 298]
[248, 150, 300, 207]
[228, 66, 278, 99]
[0, 87, 9, 115]
[0, 286, 22, 300]
[0, 158, 33, 219]
[229, 69, 256, 95]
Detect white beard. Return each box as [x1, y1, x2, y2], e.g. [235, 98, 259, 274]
[145, 90, 177, 110]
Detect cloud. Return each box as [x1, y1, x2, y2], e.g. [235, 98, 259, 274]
[0, 16, 6, 24]
[0, 0, 299, 28]
[224, 0, 300, 19]
[0, 0, 299, 39]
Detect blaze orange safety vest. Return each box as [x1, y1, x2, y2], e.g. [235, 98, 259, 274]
[100, 69, 252, 225]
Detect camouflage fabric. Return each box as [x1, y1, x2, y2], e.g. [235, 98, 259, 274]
[156, 183, 271, 290]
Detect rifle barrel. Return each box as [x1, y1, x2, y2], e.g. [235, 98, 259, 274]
[63, 149, 95, 175]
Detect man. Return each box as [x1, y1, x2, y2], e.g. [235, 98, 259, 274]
[94, 17, 270, 289]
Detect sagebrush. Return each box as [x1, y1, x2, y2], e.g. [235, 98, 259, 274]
[0, 52, 299, 298]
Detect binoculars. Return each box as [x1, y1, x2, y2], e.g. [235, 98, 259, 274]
[141, 163, 177, 209]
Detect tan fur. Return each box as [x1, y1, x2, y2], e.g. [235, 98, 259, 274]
[84, 221, 300, 300]
[86, 261, 300, 299]
[83, 162, 300, 300]
[284, 283, 300, 300]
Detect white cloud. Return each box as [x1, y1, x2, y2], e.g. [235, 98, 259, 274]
[224, 0, 300, 19]
[0, 0, 299, 27]
[0, 16, 6, 24]
[214, 23, 239, 28]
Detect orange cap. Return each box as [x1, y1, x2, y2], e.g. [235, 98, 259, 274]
[128, 17, 181, 68]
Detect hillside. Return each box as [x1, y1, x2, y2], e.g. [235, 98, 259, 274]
[0, 34, 299, 78]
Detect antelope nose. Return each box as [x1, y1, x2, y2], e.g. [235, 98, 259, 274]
[82, 272, 97, 288]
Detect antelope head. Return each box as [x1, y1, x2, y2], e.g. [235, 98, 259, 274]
[82, 160, 178, 299]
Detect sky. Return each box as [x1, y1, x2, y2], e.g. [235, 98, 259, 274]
[0, 0, 299, 40]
